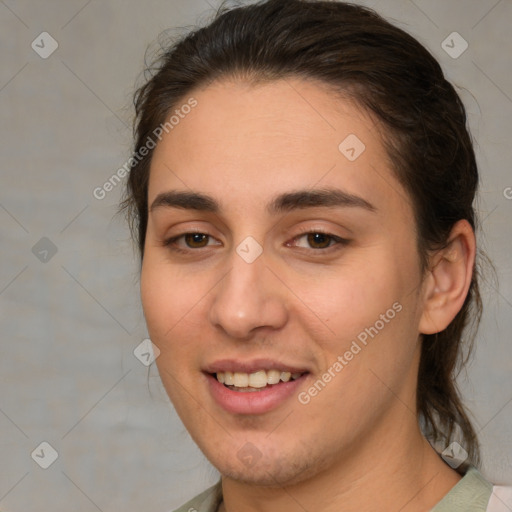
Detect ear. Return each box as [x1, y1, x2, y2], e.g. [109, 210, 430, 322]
[418, 219, 476, 335]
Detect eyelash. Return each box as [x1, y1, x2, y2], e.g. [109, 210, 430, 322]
[162, 228, 350, 255]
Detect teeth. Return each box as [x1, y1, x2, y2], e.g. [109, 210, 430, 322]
[266, 369, 281, 385]
[215, 369, 304, 388]
[233, 372, 249, 387]
[280, 371, 291, 382]
[248, 370, 268, 388]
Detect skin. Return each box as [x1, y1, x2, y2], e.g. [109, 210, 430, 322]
[140, 77, 476, 512]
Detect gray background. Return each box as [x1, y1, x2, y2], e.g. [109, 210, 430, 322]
[0, 0, 511, 510]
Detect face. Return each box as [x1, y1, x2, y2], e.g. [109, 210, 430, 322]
[141, 78, 428, 486]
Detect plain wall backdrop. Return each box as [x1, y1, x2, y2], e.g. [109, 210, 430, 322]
[1, 0, 511, 510]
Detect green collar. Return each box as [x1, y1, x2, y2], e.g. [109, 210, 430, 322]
[431, 466, 493, 511]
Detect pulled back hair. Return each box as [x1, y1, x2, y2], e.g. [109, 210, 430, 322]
[121, 0, 489, 465]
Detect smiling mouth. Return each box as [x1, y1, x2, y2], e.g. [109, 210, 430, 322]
[214, 370, 306, 392]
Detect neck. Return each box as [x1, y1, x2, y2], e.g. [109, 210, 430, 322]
[220, 410, 461, 512]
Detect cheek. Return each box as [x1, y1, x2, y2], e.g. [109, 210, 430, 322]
[140, 256, 199, 342]
[295, 247, 421, 380]
[291, 256, 405, 341]
[140, 258, 206, 406]
[140, 260, 169, 338]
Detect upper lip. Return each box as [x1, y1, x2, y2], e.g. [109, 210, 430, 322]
[203, 358, 310, 375]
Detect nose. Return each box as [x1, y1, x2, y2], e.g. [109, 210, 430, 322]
[208, 246, 288, 340]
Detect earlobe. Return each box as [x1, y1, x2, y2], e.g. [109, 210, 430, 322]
[418, 219, 476, 335]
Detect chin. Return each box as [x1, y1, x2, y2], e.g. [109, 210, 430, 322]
[203, 443, 319, 487]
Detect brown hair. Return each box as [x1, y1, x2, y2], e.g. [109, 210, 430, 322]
[121, 0, 490, 465]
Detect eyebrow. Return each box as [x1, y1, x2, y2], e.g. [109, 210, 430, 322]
[149, 187, 377, 214]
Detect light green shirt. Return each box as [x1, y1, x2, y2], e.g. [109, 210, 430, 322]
[172, 467, 498, 512]
[432, 466, 493, 511]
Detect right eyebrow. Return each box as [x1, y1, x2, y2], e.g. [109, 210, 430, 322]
[150, 191, 219, 213]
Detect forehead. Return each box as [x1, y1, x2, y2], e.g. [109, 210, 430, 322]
[148, 77, 412, 220]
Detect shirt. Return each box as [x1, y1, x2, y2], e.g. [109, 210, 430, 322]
[171, 467, 512, 512]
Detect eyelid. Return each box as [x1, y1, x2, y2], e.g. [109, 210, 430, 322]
[287, 227, 350, 251]
[162, 226, 350, 255]
[163, 230, 221, 250]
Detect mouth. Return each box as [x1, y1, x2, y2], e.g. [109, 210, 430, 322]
[213, 369, 305, 392]
[203, 360, 310, 414]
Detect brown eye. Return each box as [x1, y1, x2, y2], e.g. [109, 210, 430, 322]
[184, 233, 210, 248]
[306, 232, 333, 249]
[163, 231, 222, 254]
[289, 231, 349, 252]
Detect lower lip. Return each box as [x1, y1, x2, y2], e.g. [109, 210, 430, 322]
[205, 373, 307, 415]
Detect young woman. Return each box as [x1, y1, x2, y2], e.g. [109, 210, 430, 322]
[121, 0, 511, 510]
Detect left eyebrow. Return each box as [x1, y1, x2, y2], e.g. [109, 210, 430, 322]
[268, 188, 377, 214]
[149, 187, 377, 214]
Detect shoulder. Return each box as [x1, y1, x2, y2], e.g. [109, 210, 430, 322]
[170, 480, 223, 512]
